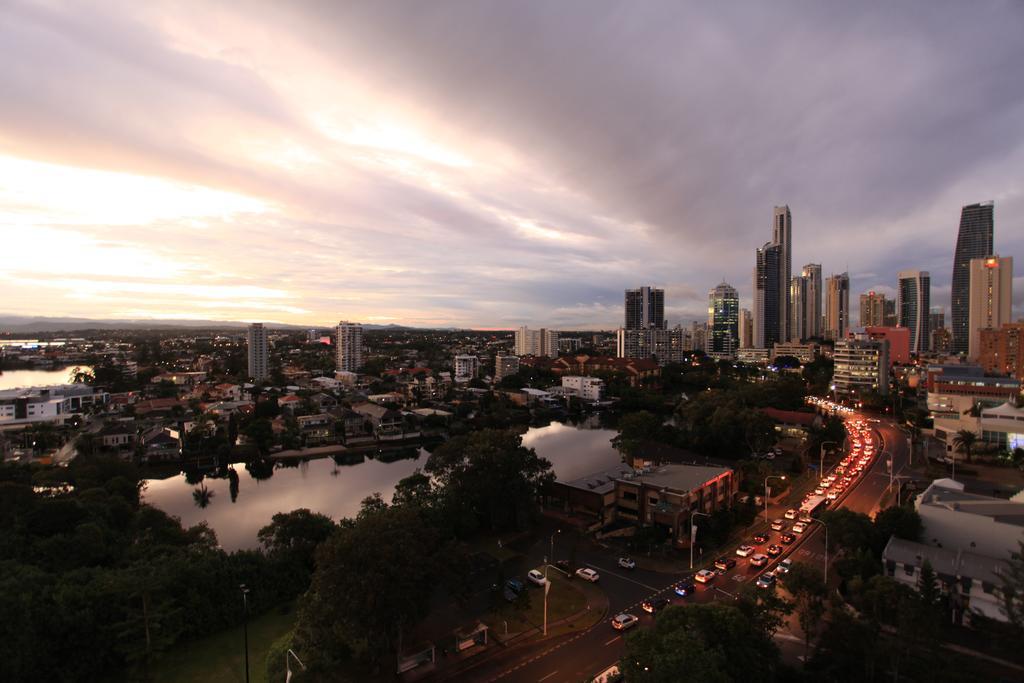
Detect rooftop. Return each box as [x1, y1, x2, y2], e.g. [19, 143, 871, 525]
[919, 481, 1024, 528]
[560, 464, 635, 494]
[621, 463, 732, 493]
[883, 536, 1008, 586]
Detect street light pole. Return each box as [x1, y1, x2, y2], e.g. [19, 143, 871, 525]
[809, 518, 829, 585]
[764, 475, 786, 523]
[550, 529, 560, 566]
[240, 584, 250, 683]
[819, 441, 838, 481]
[689, 511, 711, 570]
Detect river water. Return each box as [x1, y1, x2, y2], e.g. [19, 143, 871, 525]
[143, 420, 622, 551]
[0, 366, 93, 391]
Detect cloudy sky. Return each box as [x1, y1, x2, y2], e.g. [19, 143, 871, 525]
[2, 0, 1022, 329]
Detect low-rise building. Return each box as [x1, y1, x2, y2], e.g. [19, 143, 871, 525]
[737, 348, 771, 364]
[771, 342, 819, 364]
[759, 407, 822, 440]
[914, 478, 1024, 559]
[297, 413, 336, 445]
[865, 326, 911, 365]
[560, 376, 605, 402]
[0, 384, 110, 426]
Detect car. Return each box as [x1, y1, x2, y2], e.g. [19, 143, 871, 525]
[555, 559, 572, 575]
[750, 553, 769, 567]
[641, 597, 669, 614]
[576, 567, 600, 582]
[776, 558, 793, 574]
[766, 544, 782, 557]
[618, 557, 636, 570]
[780, 532, 796, 544]
[695, 569, 716, 583]
[714, 557, 737, 571]
[527, 569, 548, 587]
[611, 613, 639, 631]
[674, 579, 697, 596]
[503, 578, 526, 601]
[792, 522, 807, 534]
[827, 489, 839, 500]
[736, 545, 755, 557]
[814, 487, 826, 496]
[770, 519, 785, 531]
[753, 533, 769, 544]
[756, 571, 777, 589]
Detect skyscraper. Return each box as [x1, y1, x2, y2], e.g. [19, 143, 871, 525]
[624, 287, 666, 330]
[824, 273, 850, 341]
[754, 241, 783, 348]
[950, 201, 994, 354]
[789, 276, 807, 342]
[514, 327, 559, 357]
[897, 271, 931, 355]
[967, 255, 1013, 360]
[773, 206, 792, 341]
[247, 322, 268, 381]
[708, 281, 739, 356]
[336, 321, 363, 373]
[738, 308, 753, 349]
[860, 291, 888, 328]
[802, 263, 822, 339]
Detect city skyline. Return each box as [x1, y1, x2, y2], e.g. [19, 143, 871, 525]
[2, 2, 1023, 329]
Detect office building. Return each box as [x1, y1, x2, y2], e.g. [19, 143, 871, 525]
[865, 326, 911, 365]
[860, 292, 888, 328]
[453, 355, 479, 382]
[771, 342, 819, 364]
[336, 321, 363, 373]
[738, 308, 753, 349]
[897, 271, 931, 355]
[494, 354, 520, 382]
[514, 327, 559, 357]
[691, 321, 708, 355]
[708, 281, 739, 356]
[832, 335, 889, 398]
[979, 322, 1024, 380]
[773, 206, 793, 341]
[883, 299, 898, 327]
[789, 276, 807, 342]
[616, 326, 691, 364]
[824, 272, 850, 341]
[754, 241, 783, 348]
[802, 263, 823, 339]
[247, 322, 269, 381]
[967, 255, 1013, 360]
[0, 384, 109, 426]
[929, 309, 945, 336]
[932, 327, 953, 355]
[925, 363, 1020, 421]
[951, 201, 995, 354]
[624, 286, 666, 330]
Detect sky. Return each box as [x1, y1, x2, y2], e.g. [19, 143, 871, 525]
[1, 0, 1022, 329]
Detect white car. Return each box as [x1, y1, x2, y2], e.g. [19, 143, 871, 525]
[784, 509, 797, 520]
[792, 522, 807, 534]
[617, 557, 636, 570]
[735, 545, 755, 557]
[776, 558, 793, 574]
[756, 571, 777, 589]
[527, 569, 548, 587]
[695, 569, 716, 583]
[576, 567, 600, 582]
[611, 613, 638, 631]
[771, 519, 785, 531]
[749, 553, 769, 567]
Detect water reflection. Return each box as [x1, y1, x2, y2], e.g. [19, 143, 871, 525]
[0, 366, 93, 390]
[143, 421, 621, 551]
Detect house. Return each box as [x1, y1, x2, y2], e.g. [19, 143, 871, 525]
[332, 407, 372, 442]
[882, 535, 1009, 623]
[309, 392, 338, 412]
[99, 422, 136, 451]
[351, 402, 408, 439]
[277, 394, 304, 414]
[759, 407, 822, 440]
[213, 383, 243, 401]
[550, 355, 660, 387]
[297, 413, 336, 446]
[139, 428, 181, 463]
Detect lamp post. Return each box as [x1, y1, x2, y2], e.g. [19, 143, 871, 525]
[808, 518, 829, 585]
[689, 511, 711, 570]
[286, 649, 306, 679]
[550, 529, 560, 566]
[240, 584, 250, 683]
[819, 441, 839, 481]
[764, 475, 786, 522]
[542, 563, 552, 636]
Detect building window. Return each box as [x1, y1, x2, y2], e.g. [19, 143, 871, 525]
[622, 491, 638, 502]
[648, 497, 659, 506]
[904, 564, 915, 577]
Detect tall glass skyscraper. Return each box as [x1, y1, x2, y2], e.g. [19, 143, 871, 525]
[754, 242, 783, 348]
[897, 271, 931, 355]
[950, 201, 994, 354]
[708, 281, 739, 356]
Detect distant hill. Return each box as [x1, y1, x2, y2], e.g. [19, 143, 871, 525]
[0, 315, 422, 334]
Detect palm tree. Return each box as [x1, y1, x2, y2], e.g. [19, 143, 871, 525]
[952, 430, 978, 464]
[192, 483, 214, 509]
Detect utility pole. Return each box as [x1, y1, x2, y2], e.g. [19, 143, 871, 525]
[240, 584, 250, 683]
[689, 511, 710, 570]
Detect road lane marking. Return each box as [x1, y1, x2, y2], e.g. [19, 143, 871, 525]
[538, 671, 559, 682]
[585, 564, 660, 591]
[604, 636, 621, 646]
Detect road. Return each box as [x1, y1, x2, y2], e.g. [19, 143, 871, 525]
[447, 414, 909, 683]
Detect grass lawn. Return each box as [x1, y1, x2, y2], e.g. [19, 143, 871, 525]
[485, 571, 587, 637]
[152, 604, 296, 683]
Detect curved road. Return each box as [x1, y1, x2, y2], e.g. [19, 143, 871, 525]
[447, 415, 909, 683]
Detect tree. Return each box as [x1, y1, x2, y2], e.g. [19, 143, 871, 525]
[782, 562, 827, 663]
[425, 429, 553, 534]
[192, 483, 214, 509]
[612, 411, 665, 460]
[871, 506, 923, 555]
[243, 418, 275, 455]
[258, 509, 337, 575]
[952, 429, 978, 463]
[293, 502, 438, 673]
[620, 603, 778, 683]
